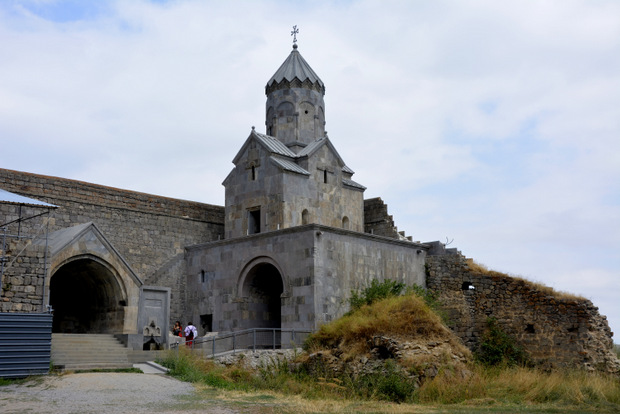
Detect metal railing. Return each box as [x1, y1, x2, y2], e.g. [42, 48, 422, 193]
[171, 328, 312, 358]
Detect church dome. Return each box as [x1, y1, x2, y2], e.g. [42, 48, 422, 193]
[265, 45, 325, 96]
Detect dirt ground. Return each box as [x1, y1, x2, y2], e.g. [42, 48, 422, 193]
[0, 372, 243, 414]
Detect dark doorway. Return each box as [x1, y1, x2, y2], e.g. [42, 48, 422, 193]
[200, 314, 213, 333]
[242, 263, 283, 329]
[49, 258, 125, 334]
[248, 208, 261, 234]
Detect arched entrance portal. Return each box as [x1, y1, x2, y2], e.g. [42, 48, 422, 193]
[241, 262, 284, 329]
[50, 258, 126, 334]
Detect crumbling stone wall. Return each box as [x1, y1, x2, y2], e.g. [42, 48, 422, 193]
[363, 197, 411, 241]
[426, 252, 620, 373]
[0, 168, 225, 320]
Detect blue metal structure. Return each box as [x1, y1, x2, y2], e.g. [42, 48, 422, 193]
[0, 313, 53, 378]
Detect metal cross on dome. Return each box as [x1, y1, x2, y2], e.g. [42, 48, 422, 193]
[291, 25, 299, 45]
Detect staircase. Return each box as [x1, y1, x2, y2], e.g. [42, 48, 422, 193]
[51, 333, 134, 371]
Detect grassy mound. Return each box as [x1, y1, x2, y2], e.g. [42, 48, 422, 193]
[306, 293, 467, 358]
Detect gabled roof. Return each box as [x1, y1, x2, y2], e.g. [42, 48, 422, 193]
[37, 222, 142, 286]
[231, 128, 296, 165]
[229, 128, 365, 190]
[253, 131, 297, 157]
[266, 46, 324, 91]
[296, 136, 326, 157]
[269, 156, 310, 176]
[297, 136, 346, 168]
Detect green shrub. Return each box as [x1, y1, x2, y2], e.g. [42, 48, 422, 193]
[352, 360, 417, 403]
[349, 279, 405, 311]
[475, 317, 527, 367]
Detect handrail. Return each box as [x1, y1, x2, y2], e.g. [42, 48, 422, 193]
[170, 327, 312, 358]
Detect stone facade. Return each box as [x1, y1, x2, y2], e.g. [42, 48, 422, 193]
[0, 168, 224, 344]
[426, 251, 620, 373]
[1, 201, 52, 313]
[186, 224, 427, 332]
[224, 131, 364, 238]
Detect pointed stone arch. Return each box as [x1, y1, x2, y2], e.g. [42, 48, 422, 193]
[41, 223, 142, 334]
[50, 255, 127, 333]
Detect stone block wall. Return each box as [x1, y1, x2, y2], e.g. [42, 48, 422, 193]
[426, 253, 620, 373]
[0, 168, 225, 321]
[363, 197, 411, 241]
[185, 226, 318, 333]
[1, 240, 47, 313]
[314, 228, 427, 325]
[0, 202, 51, 312]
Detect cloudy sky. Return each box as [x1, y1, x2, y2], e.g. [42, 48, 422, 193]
[1, 0, 619, 338]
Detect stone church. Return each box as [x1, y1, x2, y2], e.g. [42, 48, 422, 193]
[1, 43, 618, 372]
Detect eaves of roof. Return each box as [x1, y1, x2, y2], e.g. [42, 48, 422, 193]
[253, 131, 297, 158]
[342, 165, 355, 175]
[342, 178, 367, 191]
[270, 156, 310, 176]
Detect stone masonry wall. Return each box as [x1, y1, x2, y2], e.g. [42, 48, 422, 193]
[363, 197, 411, 241]
[0, 202, 49, 312]
[0, 168, 225, 321]
[426, 253, 620, 373]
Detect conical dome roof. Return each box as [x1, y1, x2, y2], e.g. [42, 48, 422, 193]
[266, 45, 324, 95]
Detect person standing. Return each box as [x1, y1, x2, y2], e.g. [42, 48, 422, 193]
[184, 321, 198, 347]
[172, 321, 183, 337]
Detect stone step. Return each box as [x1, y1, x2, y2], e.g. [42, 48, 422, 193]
[51, 333, 132, 371]
[51, 354, 129, 361]
[57, 362, 136, 371]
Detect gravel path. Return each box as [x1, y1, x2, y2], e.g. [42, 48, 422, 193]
[0, 372, 242, 414]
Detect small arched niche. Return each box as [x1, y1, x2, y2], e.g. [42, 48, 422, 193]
[342, 216, 350, 230]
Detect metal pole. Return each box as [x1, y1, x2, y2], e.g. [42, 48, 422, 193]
[1, 226, 6, 288]
[212, 337, 215, 358]
[41, 210, 51, 312]
[233, 332, 236, 355]
[17, 205, 22, 238]
[253, 329, 256, 353]
[272, 329, 275, 350]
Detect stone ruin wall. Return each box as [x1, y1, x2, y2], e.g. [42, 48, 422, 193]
[0, 168, 225, 320]
[364, 197, 412, 241]
[426, 252, 620, 373]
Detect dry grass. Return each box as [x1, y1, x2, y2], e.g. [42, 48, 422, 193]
[416, 364, 620, 409]
[306, 294, 460, 357]
[466, 259, 585, 300]
[188, 365, 620, 413]
[193, 385, 441, 413]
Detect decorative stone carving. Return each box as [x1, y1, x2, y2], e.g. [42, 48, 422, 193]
[143, 318, 161, 337]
